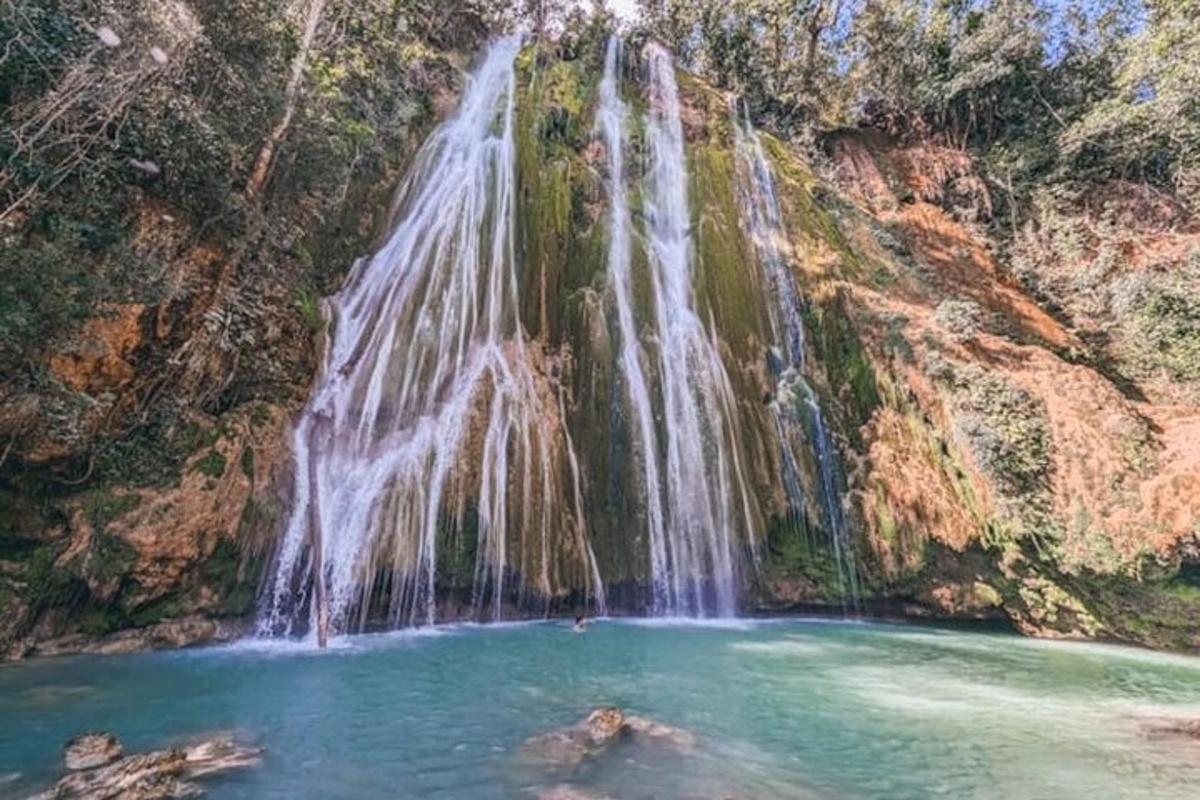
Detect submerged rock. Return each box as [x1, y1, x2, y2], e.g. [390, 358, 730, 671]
[520, 707, 695, 773]
[33, 733, 262, 799]
[63, 734, 122, 771]
[1146, 719, 1200, 743]
[624, 714, 697, 752]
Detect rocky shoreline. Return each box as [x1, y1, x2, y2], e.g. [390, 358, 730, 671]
[5, 615, 249, 662]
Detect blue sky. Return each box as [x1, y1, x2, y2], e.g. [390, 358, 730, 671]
[608, 0, 639, 21]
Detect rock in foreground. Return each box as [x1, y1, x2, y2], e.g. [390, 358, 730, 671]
[63, 734, 122, 772]
[32, 733, 262, 799]
[520, 707, 695, 773]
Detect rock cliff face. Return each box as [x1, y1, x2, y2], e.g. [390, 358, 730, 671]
[813, 130, 1200, 648]
[2, 29, 1198, 656]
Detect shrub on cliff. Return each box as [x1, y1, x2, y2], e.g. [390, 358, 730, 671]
[934, 298, 984, 344]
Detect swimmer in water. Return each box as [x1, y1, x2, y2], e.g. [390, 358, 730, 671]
[573, 614, 587, 633]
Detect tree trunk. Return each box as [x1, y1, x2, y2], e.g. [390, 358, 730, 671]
[245, 0, 326, 200]
[803, 2, 826, 92]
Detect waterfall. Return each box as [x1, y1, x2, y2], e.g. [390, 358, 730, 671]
[638, 43, 756, 617]
[597, 38, 669, 613]
[731, 101, 861, 610]
[260, 36, 605, 639]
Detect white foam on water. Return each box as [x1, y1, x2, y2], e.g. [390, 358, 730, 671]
[840, 664, 1200, 726]
[1012, 635, 1200, 671]
[616, 616, 764, 631]
[728, 640, 831, 656]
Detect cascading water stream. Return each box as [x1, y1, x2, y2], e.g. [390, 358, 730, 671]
[596, 38, 669, 613]
[260, 36, 604, 641]
[731, 101, 861, 610]
[638, 43, 757, 617]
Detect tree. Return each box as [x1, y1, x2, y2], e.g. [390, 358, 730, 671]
[245, 0, 327, 199]
[638, 0, 855, 129]
[1061, 0, 1200, 207]
[844, 0, 928, 129]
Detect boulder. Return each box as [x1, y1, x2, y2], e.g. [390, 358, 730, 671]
[39, 749, 192, 800]
[64, 734, 123, 771]
[519, 707, 694, 773]
[33, 733, 262, 799]
[581, 708, 625, 745]
[521, 708, 627, 771]
[181, 737, 263, 778]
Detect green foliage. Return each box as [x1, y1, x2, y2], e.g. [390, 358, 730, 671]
[639, 0, 1196, 235]
[1061, 1, 1200, 207]
[293, 289, 324, 331]
[640, 0, 853, 131]
[810, 298, 881, 442]
[201, 538, 255, 614]
[1067, 566, 1200, 650]
[761, 514, 852, 603]
[240, 445, 256, 481]
[949, 364, 1051, 500]
[128, 596, 185, 628]
[194, 449, 228, 480]
[0, 227, 97, 359]
[24, 544, 87, 612]
[88, 533, 137, 584]
[0, 2, 88, 111]
[76, 606, 128, 637]
[1124, 276, 1200, 384]
[85, 491, 142, 534]
[92, 406, 214, 489]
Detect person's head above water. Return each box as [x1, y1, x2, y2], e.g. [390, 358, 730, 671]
[574, 615, 584, 625]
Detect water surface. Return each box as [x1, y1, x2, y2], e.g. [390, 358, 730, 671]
[2, 619, 1199, 798]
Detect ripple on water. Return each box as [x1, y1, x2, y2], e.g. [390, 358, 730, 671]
[15, 685, 95, 705]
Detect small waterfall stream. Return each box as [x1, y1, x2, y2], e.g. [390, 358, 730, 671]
[640, 44, 756, 616]
[261, 37, 604, 640]
[596, 38, 669, 608]
[731, 101, 861, 609]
